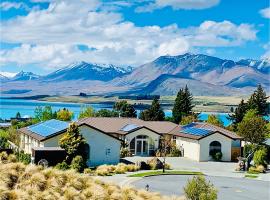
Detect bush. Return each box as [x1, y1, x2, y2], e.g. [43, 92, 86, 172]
[120, 147, 131, 158]
[253, 148, 267, 167]
[70, 155, 85, 172]
[83, 168, 92, 174]
[184, 176, 218, 200]
[0, 151, 8, 163]
[168, 145, 181, 157]
[243, 144, 256, 157]
[95, 163, 139, 176]
[147, 158, 163, 170]
[137, 161, 151, 170]
[210, 150, 222, 161]
[55, 161, 70, 170]
[8, 154, 17, 163]
[15, 151, 31, 165]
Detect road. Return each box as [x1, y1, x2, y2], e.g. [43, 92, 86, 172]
[132, 175, 270, 200]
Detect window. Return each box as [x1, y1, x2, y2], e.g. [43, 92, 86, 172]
[106, 148, 111, 156]
[209, 141, 221, 156]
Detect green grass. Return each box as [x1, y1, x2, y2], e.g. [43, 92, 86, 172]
[245, 174, 258, 178]
[128, 170, 203, 177]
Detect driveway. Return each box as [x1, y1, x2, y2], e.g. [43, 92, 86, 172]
[132, 175, 270, 200]
[123, 157, 241, 178]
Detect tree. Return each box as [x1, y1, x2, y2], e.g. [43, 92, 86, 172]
[180, 114, 198, 125]
[34, 106, 55, 121]
[247, 84, 268, 115]
[242, 109, 258, 121]
[237, 114, 267, 144]
[139, 98, 165, 121]
[114, 101, 137, 118]
[184, 176, 218, 200]
[78, 106, 95, 119]
[172, 85, 194, 123]
[206, 115, 223, 127]
[229, 99, 247, 128]
[59, 123, 87, 164]
[15, 112, 21, 118]
[95, 109, 119, 117]
[56, 108, 73, 121]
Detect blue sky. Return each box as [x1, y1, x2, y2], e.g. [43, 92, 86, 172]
[0, 0, 269, 75]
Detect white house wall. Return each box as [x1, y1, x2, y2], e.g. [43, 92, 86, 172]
[176, 137, 200, 161]
[199, 132, 232, 161]
[79, 125, 121, 167]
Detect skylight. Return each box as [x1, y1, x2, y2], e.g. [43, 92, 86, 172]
[120, 124, 140, 132]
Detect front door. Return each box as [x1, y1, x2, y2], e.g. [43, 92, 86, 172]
[136, 139, 148, 155]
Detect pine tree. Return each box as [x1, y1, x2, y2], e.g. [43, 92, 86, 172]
[114, 100, 137, 118]
[172, 85, 194, 124]
[247, 84, 268, 115]
[139, 98, 165, 121]
[59, 123, 87, 164]
[229, 99, 247, 127]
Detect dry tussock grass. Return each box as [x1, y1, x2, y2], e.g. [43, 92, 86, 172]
[0, 162, 185, 200]
[95, 163, 140, 176]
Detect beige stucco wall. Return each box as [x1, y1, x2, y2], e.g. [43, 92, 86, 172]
[176, 137, 200, 161]
[125, 128, 160, 149]
[199, 132, 232, 161]
[79, 125, 121, 167]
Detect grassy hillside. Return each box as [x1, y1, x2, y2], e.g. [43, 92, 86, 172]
[0, 162, 184, 200]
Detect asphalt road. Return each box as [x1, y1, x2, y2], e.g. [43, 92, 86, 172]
[132, 175, 270, 200]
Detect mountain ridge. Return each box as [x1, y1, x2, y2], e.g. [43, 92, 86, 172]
[1, 54, 269, 96]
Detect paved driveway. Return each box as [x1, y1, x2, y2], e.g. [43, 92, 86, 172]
[124, 157, 240, 177]
[132, 175, 270, 200]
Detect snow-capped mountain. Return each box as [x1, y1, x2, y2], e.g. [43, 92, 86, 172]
[1, 54, 269, 96]
[0, 74, 9, 82]
[11, 71, 40, 81]
[236, 58, 270, 74]
[42, 61, 132, 82]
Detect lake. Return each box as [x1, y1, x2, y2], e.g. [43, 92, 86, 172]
[0, 98, 233, 126]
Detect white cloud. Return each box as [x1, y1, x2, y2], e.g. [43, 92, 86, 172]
[136, 0, 219, 12]
[0, 1, 29, 11]
[186, 21, 257, 47]
[0, 0, 258, 70]
[259, 7, 270, 19]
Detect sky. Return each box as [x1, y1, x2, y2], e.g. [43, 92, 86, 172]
[0, 0, 269, 76]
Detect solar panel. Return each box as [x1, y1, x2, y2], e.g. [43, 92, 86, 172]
[28, 119, 69, 137]
[120, 124, 140, 132]
[182, 127, 212, 136]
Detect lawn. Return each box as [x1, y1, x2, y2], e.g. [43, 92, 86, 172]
[245, 174, 258, 178]
[128, 170, 203, 177]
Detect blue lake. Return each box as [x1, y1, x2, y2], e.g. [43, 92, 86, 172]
[0, 98, 255, 127]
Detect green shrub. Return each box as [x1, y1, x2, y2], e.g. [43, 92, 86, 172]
[184, 176, 218, 200]
[15, 152, 31, 165]
[120, 147, 131, 158]
[243, 144, 256, 157]
[55, 161, 70, 170]
[253, 148, 267, 167]
[215, 152, 222, 161]
[168, 145, 181, 157]
[70, 155, 85, 172]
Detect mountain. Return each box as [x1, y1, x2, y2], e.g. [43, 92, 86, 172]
[0, 74, 9, 82]
[1, 54, 269, 97]
[236, 58, 270, 74]
[11, 71, 40, 81]
[42, 61, 132, 82]
[113, 53, 269, 89]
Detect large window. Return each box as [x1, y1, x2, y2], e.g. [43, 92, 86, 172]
[209, 141, 221, 156]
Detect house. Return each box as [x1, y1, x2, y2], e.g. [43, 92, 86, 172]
[77, 118, 242, 162]
[18, 118, 242, 165]
[18, 119, 122, 166]
[77, 117, 177, 156]
[171, 122, 242, 161]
